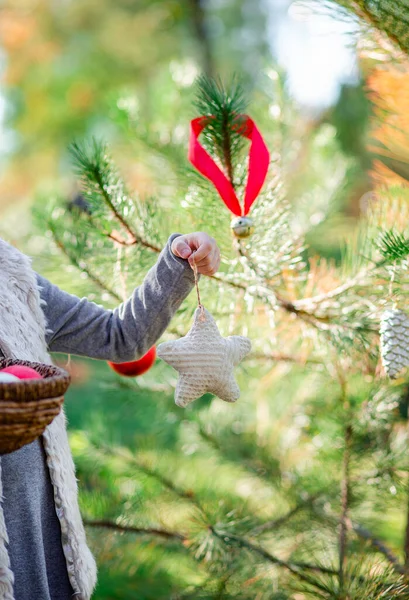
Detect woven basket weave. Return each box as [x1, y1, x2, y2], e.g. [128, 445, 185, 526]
[0, 359, 70, 455]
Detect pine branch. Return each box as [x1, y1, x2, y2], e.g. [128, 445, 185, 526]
[66, 194, 142, 251]
[88, 437, 341, 592]
[210, 528, 337, 592]
[85, 518, 339, 588]
[293, 259, 387, 310]
[312, 503, 405, 575]
[69, 139, 161, 254]
[194, 76, 248, 188]
[108, 232, 138, 247]
[83, 519, 185, 541]
[377, 230, 409, 262]
[348, 520, 405, 575]
[50, 203, 351, 340]
[48, 220, 122, 302]
[53, 215, 368, 337]
[50, 191, 378, 343]
[101, 429, 334, 581]
[330, 1, 409, 58]
[359, 2, 409, 57]
[250, 495, 320, 535]
[233, 238, 367, 334]
[247, 351, 322, 366]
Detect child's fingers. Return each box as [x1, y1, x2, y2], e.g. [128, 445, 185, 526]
[192, 248, 219, 267]
[173, 232, 220, 274]
[188, 240, 214, 265]
[193, 248, 221, 275]
[171, 237, 193, 259]
[197, 267, 215, 276]
[189, 251, 213, 269]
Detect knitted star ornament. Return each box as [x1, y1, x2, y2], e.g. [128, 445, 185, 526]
[380, 308, 409, 379]
[157, 307, 251, 408]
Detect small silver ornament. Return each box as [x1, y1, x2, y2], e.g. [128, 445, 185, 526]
[380, 308, 409, 379]
[231, 216, 254, 238]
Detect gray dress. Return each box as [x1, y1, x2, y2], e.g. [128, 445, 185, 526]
[0, 235, 195, 599]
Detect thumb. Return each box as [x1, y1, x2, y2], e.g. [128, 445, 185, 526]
[171, 236, 192, 259]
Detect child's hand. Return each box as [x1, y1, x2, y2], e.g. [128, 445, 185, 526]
[171, 232, 221, 276]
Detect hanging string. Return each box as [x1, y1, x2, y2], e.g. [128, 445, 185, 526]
[191, 259, 206, 321]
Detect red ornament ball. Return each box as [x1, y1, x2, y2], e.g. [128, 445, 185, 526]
[107, 346, 156, 377]
[0, 366, 43, 380]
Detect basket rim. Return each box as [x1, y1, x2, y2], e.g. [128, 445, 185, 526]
[0, 358, 71, 402]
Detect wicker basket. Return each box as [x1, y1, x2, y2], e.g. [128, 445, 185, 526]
[0, 359, 71, 455]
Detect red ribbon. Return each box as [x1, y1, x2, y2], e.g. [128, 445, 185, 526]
[188, 115, 270, 217]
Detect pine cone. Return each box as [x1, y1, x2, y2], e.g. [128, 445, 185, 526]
[380, 309, 409, 379]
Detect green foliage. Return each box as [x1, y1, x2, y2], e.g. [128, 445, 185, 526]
[292, 560, 409, 599]
[6, 1, 409, 596]
[65, 355, 409, 598]
[194, 75, 248, 187]
[377, 230, 409, 261]
[324, 0, 409, 57]
[0, 0, 270, 213]
[30, 71, 409, 597]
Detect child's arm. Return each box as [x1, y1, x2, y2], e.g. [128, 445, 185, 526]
[36, 233, 215, 362]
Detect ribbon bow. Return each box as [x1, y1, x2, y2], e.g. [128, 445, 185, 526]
[188, 115, 270, 217]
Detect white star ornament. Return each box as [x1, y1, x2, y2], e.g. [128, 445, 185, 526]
[157, 307, 251, 408]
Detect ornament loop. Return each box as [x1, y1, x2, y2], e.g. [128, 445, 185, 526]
[191, 260, 206, 321]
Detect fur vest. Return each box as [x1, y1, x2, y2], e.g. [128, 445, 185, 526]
[0, 237, 97, 600]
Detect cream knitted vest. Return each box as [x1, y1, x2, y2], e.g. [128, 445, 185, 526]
[0, 238, 97, 600]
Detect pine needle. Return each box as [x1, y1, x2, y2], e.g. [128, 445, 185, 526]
[377, 229, 409, 261]
[194, 75, 249, 188]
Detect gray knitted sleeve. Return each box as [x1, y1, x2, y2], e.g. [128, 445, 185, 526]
[35, 233, 195, 362]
